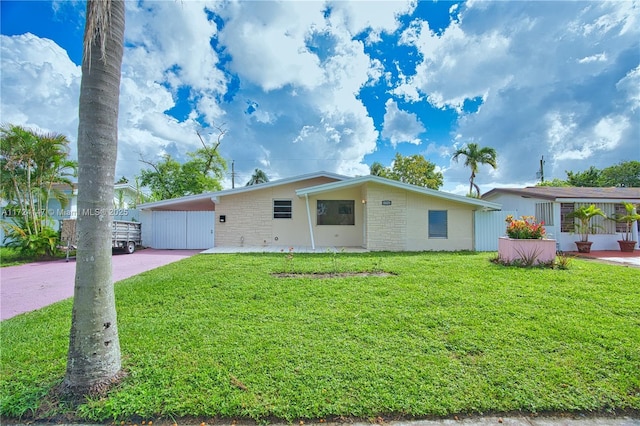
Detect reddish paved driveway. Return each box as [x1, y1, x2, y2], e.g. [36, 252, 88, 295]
[0, 249, 201, 321]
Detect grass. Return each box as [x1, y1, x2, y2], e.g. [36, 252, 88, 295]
[0, 246, 71, 267]
[0, 246, 41, 267]
[1, 251, 639, 423]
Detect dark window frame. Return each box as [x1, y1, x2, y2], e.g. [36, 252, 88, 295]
[428, 210, 448, 238]
[273, 199, 292, 219]
[317, 200, 355, 226]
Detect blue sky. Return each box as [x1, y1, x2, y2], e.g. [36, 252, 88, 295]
[1, 0, 638, 193]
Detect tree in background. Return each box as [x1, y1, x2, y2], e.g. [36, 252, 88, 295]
[369, 153, 443, 189]
[0, 124, 77, 256]
[64, 0, 125, 396]
[452, 143, 497, 197]
[560, 161, 639, 187]
[566, 166, 601, 187]
[536, 178, 570, 187]
[139, 130, 227, 200]
[599, 161, 640, 187]
[246, 168, 269, 186]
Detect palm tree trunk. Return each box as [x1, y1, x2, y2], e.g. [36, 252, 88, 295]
[64, 0, 125, 394]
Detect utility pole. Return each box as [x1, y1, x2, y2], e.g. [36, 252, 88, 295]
[536, 156, 545, 183]
[231, 160, 235, 188]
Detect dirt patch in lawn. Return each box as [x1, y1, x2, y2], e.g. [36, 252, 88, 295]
[272, 271, 396, 278]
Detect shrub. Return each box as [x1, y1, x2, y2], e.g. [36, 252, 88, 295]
[505, 215, 546, 239]
[2, 217, 60, 258]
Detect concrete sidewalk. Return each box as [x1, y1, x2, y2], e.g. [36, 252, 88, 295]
[0, 248, 201, 320]
[385, 416, 639, 425]
[3, 416, 638, 426]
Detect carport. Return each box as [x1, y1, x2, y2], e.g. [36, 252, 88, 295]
[138, 194, 216, 249]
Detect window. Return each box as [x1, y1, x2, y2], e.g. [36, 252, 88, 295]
[560, 203, 574, 232]
[317, 200, 355, 225]
[428, 210, 447, 238]
[561, 202, 617, 234]
[535, 202, 554, 226]
[273, 200, 292, 219]
[614, 203, 629, 233]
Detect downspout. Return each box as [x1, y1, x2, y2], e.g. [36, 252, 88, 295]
[304, 193, 316, 250]
[633, 206, 639, 245]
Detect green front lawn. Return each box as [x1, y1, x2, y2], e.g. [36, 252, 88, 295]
[1, 252, 638, 422]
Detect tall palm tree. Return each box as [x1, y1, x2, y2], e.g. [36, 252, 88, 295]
[0, 125, 76, 234]
[246, 168, 269, 186]
[452, 143, 497, 197]
[64, 0, 125, 395]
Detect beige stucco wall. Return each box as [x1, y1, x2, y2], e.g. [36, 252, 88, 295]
[215, 178, 477, 251]
[214, 177, 339, 247]
[363, 183, 407, 251]
[364, 183, 475, 251]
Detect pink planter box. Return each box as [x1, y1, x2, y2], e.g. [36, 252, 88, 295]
[498, 237, 557, 265]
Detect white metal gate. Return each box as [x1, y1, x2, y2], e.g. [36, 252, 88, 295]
[474, 210, 517, 251]
[151, 211, 214, 249]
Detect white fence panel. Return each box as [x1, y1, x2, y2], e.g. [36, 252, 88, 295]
[185, 211, 214, 249]
[474, 210, 517, 251]
[152, 211, 187, 249]
[150, 211, 214, 249]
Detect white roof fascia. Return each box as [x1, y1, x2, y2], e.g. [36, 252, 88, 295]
[210, 171, 349, 200]
[138, 171, 350, 209]
[296, 175, 502, 210]
[114, 183, 137, 192]
[553, 198, 640, 203]
[138, 192, 217, 209]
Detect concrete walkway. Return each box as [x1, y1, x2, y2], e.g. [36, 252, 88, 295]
[568, 249, 640, 267]
[0, 249, 200, 321]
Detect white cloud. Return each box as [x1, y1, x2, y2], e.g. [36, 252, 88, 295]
[616, 65, 640, 111]
[577, 53, 607, 64]
[124, 1, 228, 123]
[212, 1, 381, 179]
[396, 0, 640, 190]
[0, 33, 81, 145]
[381, 99, 424, 146]
[215, 1, 326, 92]
[400, 18, 513, 112]
[2, 0, 638, 193]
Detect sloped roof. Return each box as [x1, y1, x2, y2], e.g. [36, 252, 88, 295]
[138, 171, 349, 210]
[482, 186, 640, 202]
[296, 175, 502, 210]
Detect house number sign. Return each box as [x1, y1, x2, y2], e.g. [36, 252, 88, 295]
[382, 200, 392, 206]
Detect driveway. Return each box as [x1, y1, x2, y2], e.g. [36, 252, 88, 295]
[0, 249, 201, 321]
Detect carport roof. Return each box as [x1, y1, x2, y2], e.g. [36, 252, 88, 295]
[295, 175, 502, 210]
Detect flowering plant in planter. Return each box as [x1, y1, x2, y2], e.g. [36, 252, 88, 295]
[505, 215, 546, 239]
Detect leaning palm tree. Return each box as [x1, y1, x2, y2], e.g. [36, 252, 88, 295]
[246, 168, 269, 186]
[64, 0, 125, 396]
[452, 142, 497, 197]
[369, 161, 388, 177]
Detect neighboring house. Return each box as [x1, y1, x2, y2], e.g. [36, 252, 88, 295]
[113, 183, 142, 209]
[482, 187, 640, 252]
[137, 171, 501, 251]
[46, 182, 140, 221]
[1, 182, 140, 246]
